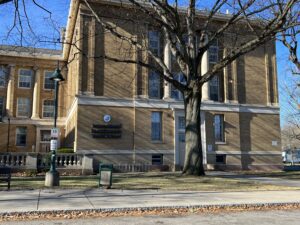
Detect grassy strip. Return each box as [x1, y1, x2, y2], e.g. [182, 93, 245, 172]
[1, 172, 300, 191]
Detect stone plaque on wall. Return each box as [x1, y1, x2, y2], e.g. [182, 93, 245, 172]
[91, 124, 122, 138]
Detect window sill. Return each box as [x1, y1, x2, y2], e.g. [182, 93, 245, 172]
[215, 141, 226, 145]
[16, 116, 30, 119]
[18, 87, 31, 89]
[151, 140, 163, 144]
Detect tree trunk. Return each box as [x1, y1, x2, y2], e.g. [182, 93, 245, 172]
[182, 87, 205, 176]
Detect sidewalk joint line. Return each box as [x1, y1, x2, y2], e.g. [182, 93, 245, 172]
[36, 189, 41, 210]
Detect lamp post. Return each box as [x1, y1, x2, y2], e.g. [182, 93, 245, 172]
[45, 67, 64, 187]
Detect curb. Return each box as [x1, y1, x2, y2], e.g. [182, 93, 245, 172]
[1, 202, 300, 219]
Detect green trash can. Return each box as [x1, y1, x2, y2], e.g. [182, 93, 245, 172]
[99, 163, 113, 188]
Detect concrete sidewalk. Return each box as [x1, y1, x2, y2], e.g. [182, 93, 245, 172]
[1, 189, 300, 214]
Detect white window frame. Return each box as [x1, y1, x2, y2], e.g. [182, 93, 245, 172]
[0, 65, 7, 88]
[18, 69, 33, 89]
[151, 112, 162, 141]
[171, 73, 186, 100]
[214, 114, 225, 143]
[148, 71, 161, 99]
[16, 127, 27, 147]
[44, 71, 55, 90]
[17, 97, 30, 117]
[40, 130, 51, 143]
[148, 30, 160, 56]
[42, 100, 54, 118]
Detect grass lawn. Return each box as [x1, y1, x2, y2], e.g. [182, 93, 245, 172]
[243, 170, 300, 180]
[2, 172, 300, 191]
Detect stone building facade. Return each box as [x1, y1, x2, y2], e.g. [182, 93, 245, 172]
[0, 0, 282, 170]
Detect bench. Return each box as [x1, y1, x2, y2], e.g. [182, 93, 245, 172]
[0, 167, 11, 190]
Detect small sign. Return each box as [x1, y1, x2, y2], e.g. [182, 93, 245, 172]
[272, 141, 278, 146]
[50, 140, 58, 151]
[207, 144, 213, 152]
[51, 128, 59, 138]
[103, 114, 111, 123]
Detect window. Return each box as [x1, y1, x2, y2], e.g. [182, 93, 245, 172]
[41, 130, 51, 142]
[178, 116, 185, 142]
[16, 127, 27, 146]
[148, 31, 160, 56]
[19, 69, 33, 88]
[0, 97, 4, 121]
[149, 71, 161, 98]
[44, 71, 55, 90]
[209, 39, 218, 64]
[171, 73, 186, 100]
[214, 114, 225, 142]
[216, 154, 226, 164]
[17, 98, 30, 117]
[43, 100, 54, 118]
[0, 66, 7, 87]
[210, 75, 220, 101]
[152, 154, 163, 165]
[151, 112, 162, 141]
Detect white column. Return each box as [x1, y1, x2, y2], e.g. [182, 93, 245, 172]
[31, 69, 41, 119]
[6, 64, 15, 117]
[163, 42, 171, 99]
[201, 36, 210, 101]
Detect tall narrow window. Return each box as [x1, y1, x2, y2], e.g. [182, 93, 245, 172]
[214, 114, 225, 142]
[148, 31, 160, 56]
[209, 39, 218, 64]
[17, 98, 30, 117]
[149, 71, 161, 98]
[44, 71, 55, 90]
[16, 127, 27, 146]
[151, 112, 162, 141]
[0, 97, 4, 121]
[171, 73, 186, 100]
[43, 100, 54, 118]
[178, 116, 185, 142]
[0, 66, 7, 87]
[210, 75, 220, 101]
[18, 69, 33, 88]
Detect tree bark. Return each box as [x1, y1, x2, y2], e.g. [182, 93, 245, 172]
[182, 86, 205, 176]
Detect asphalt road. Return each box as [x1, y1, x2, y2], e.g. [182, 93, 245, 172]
[2, 210, 300, 225]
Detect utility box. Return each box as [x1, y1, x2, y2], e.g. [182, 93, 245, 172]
[99, 163, 113, 188]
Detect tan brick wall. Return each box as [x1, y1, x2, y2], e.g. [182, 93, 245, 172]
[206, 111, 281, 153]
[76, 105, 174, 152]
[64, 105, 78, 149]
[134, 108, 174, 151]
[77, 105, 134, 150]
[0, 124, 36, 152]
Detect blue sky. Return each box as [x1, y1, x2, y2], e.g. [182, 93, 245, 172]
[0, 0, 298, 127]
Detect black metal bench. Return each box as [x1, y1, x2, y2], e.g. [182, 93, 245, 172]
[0, 167, 11, 190]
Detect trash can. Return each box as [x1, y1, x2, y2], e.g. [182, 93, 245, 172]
[99, 163, 113, 188]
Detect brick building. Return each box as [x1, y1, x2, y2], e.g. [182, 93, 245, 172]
[0, 0, 282, 170]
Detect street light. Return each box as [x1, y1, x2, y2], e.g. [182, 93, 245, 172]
[45, 67, 64, 187]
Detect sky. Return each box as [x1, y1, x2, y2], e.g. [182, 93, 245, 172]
[0, 0, 298, 127]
